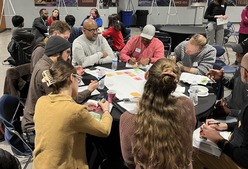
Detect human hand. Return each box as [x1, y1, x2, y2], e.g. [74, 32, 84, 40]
[206, 69, 224, 80]
[205, 119, 228, 131]
[98, 99, 110, 113]
[201, 123, 223, 143]
[88, 80, 98, 92]
[176, 62, 184, 71]
[84, 102, 97, 111]
[139, 58, 150, 66]
[101, 51, 108, 58]
[74, 65, 85, 76]
[128, 57, 137, 65]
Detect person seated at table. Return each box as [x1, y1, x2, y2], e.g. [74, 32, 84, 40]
[65, 14, 82, 46]
[22, 36, 98, 147]
[111, 13, 131, 43]
[120, 58, 196, 168]
[80, 8, 103, 28]
[31, 8, 49, 42]
[207, 40, 248, 118]
[120, 24, 164, 66]
[72, 19, 115, 68]
[102, 14, 125, 51]
[174, 34, 216, 75]
[47, 8, 59, 26]
[33, 60, 112, 169]
[31, 20, 71, 73]
[193, 53, 248, 169]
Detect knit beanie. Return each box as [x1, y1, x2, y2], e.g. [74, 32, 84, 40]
[45, 36, 71, 57]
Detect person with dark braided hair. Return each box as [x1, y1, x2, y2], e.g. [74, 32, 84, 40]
[120, 58, 196, 169]
[102, 14, 125, 51]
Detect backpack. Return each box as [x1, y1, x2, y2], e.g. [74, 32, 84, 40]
[4, 38, 32, 66]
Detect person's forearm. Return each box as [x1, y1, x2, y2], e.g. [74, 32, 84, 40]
[182, 66, 196, 74]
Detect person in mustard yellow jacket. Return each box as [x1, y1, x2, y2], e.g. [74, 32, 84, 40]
[33, 60, 113, 169]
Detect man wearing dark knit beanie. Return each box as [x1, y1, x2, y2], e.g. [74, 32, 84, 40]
[22, 36, 99, 147]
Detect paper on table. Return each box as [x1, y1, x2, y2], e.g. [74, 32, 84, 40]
[105, 69, 146, 100]
[118, 101, 138, 114]
[87, 99, 113, 121]
[125, 63, 152, 70]
[193, 127, 231, 157]
[78, 85, 100, 96]
[217, 18, 228, 25]
[180, 72, 211, 85]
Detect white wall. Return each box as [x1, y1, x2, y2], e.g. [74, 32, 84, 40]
[2, 0, 243, 29]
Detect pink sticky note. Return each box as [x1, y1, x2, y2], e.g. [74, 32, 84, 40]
[134, 77, 142, 80]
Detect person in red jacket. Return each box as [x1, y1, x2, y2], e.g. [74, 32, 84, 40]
[102, 15, 125, 51]
[47, 8, 59, 26]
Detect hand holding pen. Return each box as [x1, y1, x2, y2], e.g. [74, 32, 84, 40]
[206, 119, 228, 131]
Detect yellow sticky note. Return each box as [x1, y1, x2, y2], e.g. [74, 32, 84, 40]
[130, 92, 141, 97]
[129, 74, 136, 77]
[106, 73, 113, 77]
[116, 72, 124, 75]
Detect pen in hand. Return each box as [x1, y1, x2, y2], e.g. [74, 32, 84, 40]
[98, 75, 106, 81]
[208, 121, 220, 125]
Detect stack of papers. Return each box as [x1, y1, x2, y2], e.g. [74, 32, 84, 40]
[180, 72, 211, 85]
[193, 127, 230, 157]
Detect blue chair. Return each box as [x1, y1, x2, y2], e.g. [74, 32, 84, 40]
[212, 45, 237, 74]
[0, 95, 33, 169]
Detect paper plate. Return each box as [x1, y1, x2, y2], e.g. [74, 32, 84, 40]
[188, 85, 209, 97]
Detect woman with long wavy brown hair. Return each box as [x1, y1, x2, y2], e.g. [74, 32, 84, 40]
[120, 58, 196, 169]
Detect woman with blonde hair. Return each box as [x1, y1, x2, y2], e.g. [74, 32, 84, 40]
[33, 60, 113, 169]
[120, 58, 196, 169]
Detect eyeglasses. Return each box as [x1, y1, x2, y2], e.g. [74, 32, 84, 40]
[72, 74, 82, 83]
[84, 27, 98, 33]
[240, 65, 248, 72]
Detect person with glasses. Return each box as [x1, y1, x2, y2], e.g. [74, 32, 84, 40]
[205, 41, 248, 118]
[33, 60, 112, 169]
[72, 19, 115, 68]
[80, 8, 103, 28]
[22, 36, 99, 148]
[193, 53, 248, 169]
[174, 34, 216, 75]
[120, 24, 164, 66]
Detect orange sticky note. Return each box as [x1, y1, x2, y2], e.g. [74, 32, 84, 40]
[116, 72, 124, 75]
[130, 92, 141, 97]
[106, 73, 113, 77]
[129, 74, 136, 77]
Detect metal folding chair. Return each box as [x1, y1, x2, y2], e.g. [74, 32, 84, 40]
[0, 95, 33, 169]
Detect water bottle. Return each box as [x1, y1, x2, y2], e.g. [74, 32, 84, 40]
[97, 69, 105, 90]
[189, 81, 198, 106]
[111, 54, 118, 70]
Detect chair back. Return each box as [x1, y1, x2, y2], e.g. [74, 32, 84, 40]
[0, 95, 32, 156]
[3, 63, 31, 104]
[212, 44, 225, 58]
[155, 32, 172, 57]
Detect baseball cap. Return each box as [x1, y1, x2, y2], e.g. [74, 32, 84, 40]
[140, 24, 156, 40]
[231, 38, 248, 55]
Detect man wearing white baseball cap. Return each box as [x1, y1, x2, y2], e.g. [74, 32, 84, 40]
[120, 24, 164, 66]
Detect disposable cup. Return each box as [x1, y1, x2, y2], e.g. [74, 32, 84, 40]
[107, 90, 116, 103]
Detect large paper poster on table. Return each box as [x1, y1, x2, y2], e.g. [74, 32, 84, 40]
[138, 0, 189, 6]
